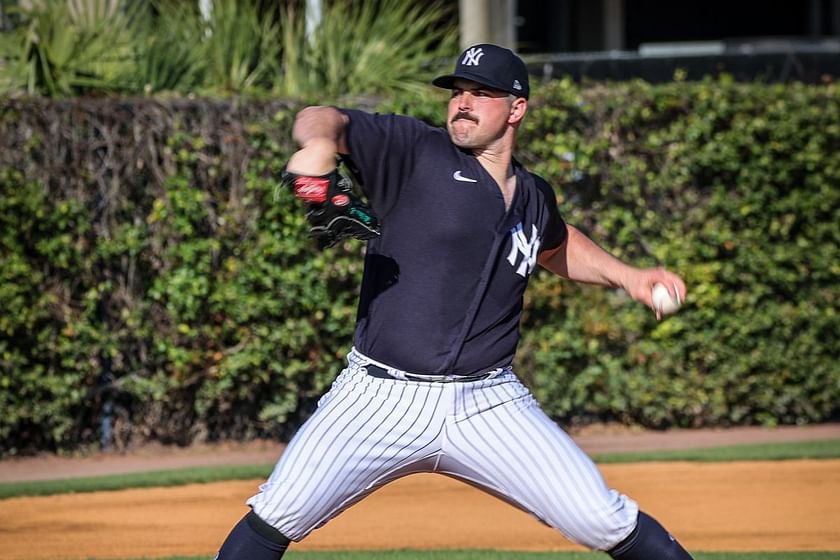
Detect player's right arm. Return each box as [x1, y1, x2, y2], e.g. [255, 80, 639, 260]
[290, 107, 430, 216]
[538, 225, 686, 317]
[284, 107, 381, 248]
[287, 106, 350, 175]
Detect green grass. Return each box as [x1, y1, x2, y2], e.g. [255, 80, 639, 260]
[0, 463, 272, 500]
[592, 438, 840, 463]
[4, 438, 838, 501]
[105, 551, 840, 560]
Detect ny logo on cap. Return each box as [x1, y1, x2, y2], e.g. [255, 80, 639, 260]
[462, 47, 484, 66]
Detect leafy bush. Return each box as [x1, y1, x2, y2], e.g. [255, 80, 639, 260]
[0, 79, 838, 455]
[517, 78, 840, 428]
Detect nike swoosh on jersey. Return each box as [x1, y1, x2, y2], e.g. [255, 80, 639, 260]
[453, 170, 478, 183]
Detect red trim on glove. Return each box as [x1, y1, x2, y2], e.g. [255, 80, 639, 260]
[293, 176, 329, 204]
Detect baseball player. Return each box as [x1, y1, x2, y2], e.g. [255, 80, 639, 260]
[216, 44, 692, 559]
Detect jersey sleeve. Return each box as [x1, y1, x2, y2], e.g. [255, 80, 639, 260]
[535, 176, 568, 251]
[338, 108, 432, 217]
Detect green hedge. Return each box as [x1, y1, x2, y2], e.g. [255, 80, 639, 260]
[517, 78, 840, 428]
[1, 80, 838, 455]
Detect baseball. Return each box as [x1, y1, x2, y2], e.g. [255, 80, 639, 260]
[651, 282, 681, 315]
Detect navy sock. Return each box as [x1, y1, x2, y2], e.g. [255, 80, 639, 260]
[216, 510, 290, 560]
[608, 511, 693, 560]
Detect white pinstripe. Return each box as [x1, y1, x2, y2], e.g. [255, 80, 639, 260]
[247, 350, 637, 549]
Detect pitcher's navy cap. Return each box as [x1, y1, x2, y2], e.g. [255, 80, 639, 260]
[433, 43, 529, 99]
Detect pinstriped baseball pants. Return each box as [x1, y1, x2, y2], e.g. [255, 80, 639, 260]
[247, 350, 639, 550]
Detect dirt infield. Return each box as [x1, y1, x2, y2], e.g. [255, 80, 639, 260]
[2, 459, 839, 559]
[4, 422, 840, 483]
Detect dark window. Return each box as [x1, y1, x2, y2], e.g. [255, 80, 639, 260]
[625, 0, 812, 49]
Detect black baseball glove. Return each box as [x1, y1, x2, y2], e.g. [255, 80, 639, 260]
[281, 166, 381, 249]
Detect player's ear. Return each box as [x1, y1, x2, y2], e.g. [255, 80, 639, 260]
[508, 97, 527, 124]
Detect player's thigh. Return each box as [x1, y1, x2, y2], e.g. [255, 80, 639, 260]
[248, 368, 446, 540]
[443, 379, 637, 550]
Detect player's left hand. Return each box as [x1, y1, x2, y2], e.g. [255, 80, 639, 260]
[625, 267, 686, 320]
[281, 167, 381, 249]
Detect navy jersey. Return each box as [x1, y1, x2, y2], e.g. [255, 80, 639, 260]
[339, 109, 567, 376]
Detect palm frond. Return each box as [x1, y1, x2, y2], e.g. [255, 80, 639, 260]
[200, 0, 281, 95]
[1, 0, 140, 96]
[130, 1, 205, 95]
[276, 0, 457, 100]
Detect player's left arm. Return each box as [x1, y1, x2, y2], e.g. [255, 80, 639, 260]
[538, 224, 686, 315]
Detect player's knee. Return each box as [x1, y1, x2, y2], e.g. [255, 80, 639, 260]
[249, 486, 319, 542]
[545, 497, 638, 551]
[576, 508, 639, 551]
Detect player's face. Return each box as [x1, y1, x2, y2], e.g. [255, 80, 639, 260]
[446, 79, 517, 149]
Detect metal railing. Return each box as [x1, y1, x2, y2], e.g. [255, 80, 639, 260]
[525, 38, 840, 83]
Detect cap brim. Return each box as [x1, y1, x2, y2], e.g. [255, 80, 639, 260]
[432, 71, 522, 97]
[431, 74, 457, 89]
[433, 70, 503, 91]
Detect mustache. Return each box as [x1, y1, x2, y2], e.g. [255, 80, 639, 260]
[451, 111, 478, 124]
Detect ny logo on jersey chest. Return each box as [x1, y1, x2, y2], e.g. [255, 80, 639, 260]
[507, 223, 541, 277]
